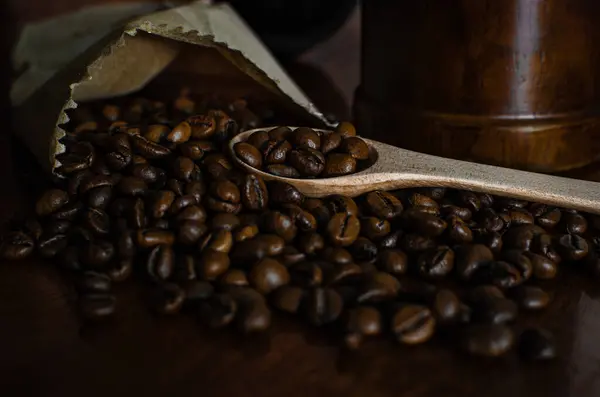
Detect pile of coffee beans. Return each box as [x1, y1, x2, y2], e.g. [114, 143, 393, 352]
[5, 89, 598, 363]
[234, 123, 371, 178]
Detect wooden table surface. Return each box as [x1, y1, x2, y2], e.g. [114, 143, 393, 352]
[2, 2, 600, 397]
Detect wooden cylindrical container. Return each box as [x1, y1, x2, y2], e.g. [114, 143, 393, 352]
[354, 0, 600, 172]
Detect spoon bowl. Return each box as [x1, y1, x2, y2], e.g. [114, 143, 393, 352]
[229, 126, 600, 214]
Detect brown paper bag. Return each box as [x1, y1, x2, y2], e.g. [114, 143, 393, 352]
[11, 1, 329, 173]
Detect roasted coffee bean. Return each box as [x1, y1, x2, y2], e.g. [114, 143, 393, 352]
[555, 233, 588, 261]
[462, 324, 514, 357]
[271, 285, 304, 313]
[500, 250, 533, 281]
[187, 115, 215, 139]
[137, 229, 175, 248]
[379, 230, 402, 249]
[351, 237, 378, 262]
[36, 189, 69, 216]
[402, 208, 447, 237]
[151, 190, 176, 218]
[506, 208, 533, 225]
[144, 124, 169, 143]
[303, 287, 343, 326]
[290, 127, 320, 149]
[289, 148, 325, 176]
[152, 219, 171, 230]
[417, 246, 454, 278]
[200, 293, 237, 328]
[241, 174, 268, 211]
[303, 198, 331, 226]
[206, 180, 241, 213]
[261, 139, 292, 165]
[391, 305, 435, 344]
[343, 306, 382, 349]
[322, 247, 353, 265]
[108, 259, 133, 282]
[81, 240, 115, 269]
[327, 195, 359, 217]
[167, 178, 185, 196]
[227, 287, 272, 333]
[198, 249, 230, 280]
[523, 251, 558, 279]
[265, 164, 301, 178]
[168, 121, 192, 143]
[234, 142, 262, 168]
[472, 295, 518, 324]
[219, 269, 249, 287]
[199, 230, 233, 254]
[185, 180, 205, 203]
[508, 286, 550, 310]
[327, 213, 360, 247]
[129, 198, 147, 229]
[320, 132, 342, 154]
[180, 280, 213, 305]
[247, 129, 270, 148]
[153, 283, 185, 315]
[518, 328, 556, 361]
[296, 232, 325, 255]
[377, 249, 408, 275]
[233, 223, 259, 242]
[75, 271, 112, 293]
[529, 203, 562, 228]
[562, 212, 588, 234]
[407, 193, 439, 209]
[322, 153, 357, 177]
[400, 234, 435, 253]
[432, 289, 461, 323]
[82, 208, 110, 235]
[281, 204, 317, 232]
[109, 197, 133, 217]
[325, 263, 362, 285]
[172, 156, 196, 181]
[469, 285, 505, 302]
[267, 126, 292, 141]
[249, 257, 290, 294]
[456, 244, 494, 281]
[147, 245, 175, 281]
[504, 224, 546, 250]
[532, 234, 562, 264]
[209, 213, 240, 231]
[169, 195, 198, 215]
[176, 205, 207, 223]
[67, 169, 92, 196]
[131, 134, 171, 159]
[364, 191, 403, 220]
[116, 230, 135, 259]
[118, 176, 147, 196]
[0, 232, 35, 260]
[447, 215, 473, 243]
[456, 191, 481, 212]
[79, 293, 116, 321]
[178, 221, 207, 245]
[441, 204, 472, 221]
[474, 230, 503, 254]
[43, 221, 71, 236]
[477, 208, 504, 232]
[336, 121, 356, 138]
[473, 260, 524, 289]
[289, 261, 323, 287]
[179, 140, 213, 160]
[339, 136, 369, 160]
[278, 246, 306, 266]
[360, 217, 390, 240]
[357, 272, 400, 303]
[260, 211, 297, 242]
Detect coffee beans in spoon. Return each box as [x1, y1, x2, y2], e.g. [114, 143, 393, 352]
[2, 89, 584, 365]
[235, 123, 370, 178]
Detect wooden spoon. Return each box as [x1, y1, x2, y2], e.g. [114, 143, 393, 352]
[229, 127, 600, 215]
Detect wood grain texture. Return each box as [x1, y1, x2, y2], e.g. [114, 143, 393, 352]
[356, 0, 600, 172]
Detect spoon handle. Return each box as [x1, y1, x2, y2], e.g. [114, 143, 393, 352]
[373, 141, 600, 214]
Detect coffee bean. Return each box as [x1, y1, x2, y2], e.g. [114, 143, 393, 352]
[79, 293, 116, 321]
[200, 293, 237, 328]
[523, 251, 557, 279]
[327, 213, 360, 247]
[36, 189, 69, 216]
[150, 190, 176, 218]
[265, 164, 301, 178]
[234, 224, 259, 242]
[555, 233, 588, 261]
[462, 324, 514, 357]
[154, 283, 186, 314]
[447, 215, 473, 243]
[288, 261, 322, 287]
[336, 121, 356, 138]
[327, 195, 359, 217]
[360, 217, 390, 240]
[322, 153, 356, 177]
[271, 285, 304, 313]
[364, 191, 403, 220]
[503, 224, 546, 250]
[532, 234, 562, 264]
[531, 204, 562, 229]
[268, 126, 292, 141]
[343, 306, 382, 349]
[400, 234, 435, 253]
[219, 269, 249, 287]
[320, 132, 342, 154]
[325, 263, 362, 285]
[176, 205, 207, 223]
[456, 191, 481, 212]
[456, 244, 494, 281]
[303, 287, 343, 326]
[500, 250, 533, 281]
[518, 328, 556, 361]
[296, 232, 325, 255]
[247, 130, 270, 148]
[186, 114, 215, 139]
[408, 193, 439, 209]
[472, 294, 518, 324]
[75, 271, 111, 293]
[147, 244, 174, 281]
[131, 134, 171, 159]
[508, 286, 550, 310]
[37, 233, 67, 257]
[199, 230, 233, 253]
[241, 174, 268, 211]
[144, 124, 170, 142]
[391, 305, 435, 344]
[206, 180, 241, 213]
[0, 232, 35, 260]
[357, 272, 400, 303]
[108, 259, 133, 282]
[290, 127, 320, 150]
[198, 249, 230, 280]
[340, 137, 369, 160]
[289, 148, 325, 177]
[377, 249, 408, 275]
[227, 287, 271, 333]
[262, 139, 292, 165]
[137, 229, 175, 247]
[81, 240, 114, 270]
[350, 237, 378, 262]
[322, 247, 353, 265]
[234, 142, 262, 168]
[441, 204, 472, 221]
[129, 198, 147, 229]
[562, 212, 588, 235]
[281, 204, 317, 232]
[402, 208, 447, 237]
[117, 230, 135, 259]
[179, 140, 213, 160]
[379, 230, 402, 249]
[269, 182, 304, 205]
[172, 156, 198, 181]
[474, 230, 503, 254]
[417, 246, 454, 278]
[432, 289, 461, 323]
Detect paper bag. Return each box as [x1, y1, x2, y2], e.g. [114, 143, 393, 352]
[11, 1, 329, 173]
